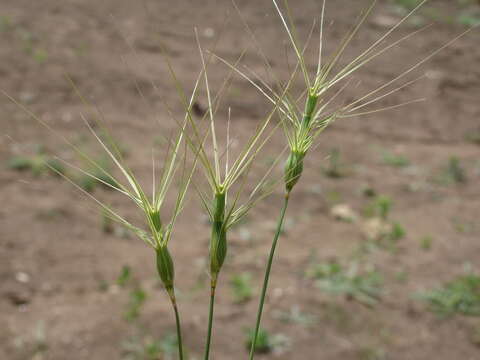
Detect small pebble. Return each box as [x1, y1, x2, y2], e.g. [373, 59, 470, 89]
[15, 272, 30, 283]
[203, 27, 215, 38]
[331, 204, 357, 223]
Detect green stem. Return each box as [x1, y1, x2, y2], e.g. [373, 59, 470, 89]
[248, 192, 290, 360]
[203, 278, 217, 360]
[169, 291, 184, 360]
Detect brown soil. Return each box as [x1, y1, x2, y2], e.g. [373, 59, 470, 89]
[1, 0, 479, 359]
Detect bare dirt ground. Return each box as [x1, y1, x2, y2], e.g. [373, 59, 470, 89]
[1, 0, 479, 359]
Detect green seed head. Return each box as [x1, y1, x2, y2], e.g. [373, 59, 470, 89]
[284, 150, 305, 192]
[302, 93, 319, 128]
[212, 190, 226, 223]
[149, 209, 162, 233]
[210, 223, 227, 277]
[156, 246, 175, 291]
[210, 191, 227, 276]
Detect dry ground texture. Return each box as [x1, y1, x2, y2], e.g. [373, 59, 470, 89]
[1, 0, 480, 359]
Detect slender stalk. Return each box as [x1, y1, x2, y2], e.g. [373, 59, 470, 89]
[203, 277, 217, 360]
[168, 290, 184, 360]
[248, 192, 290, 360]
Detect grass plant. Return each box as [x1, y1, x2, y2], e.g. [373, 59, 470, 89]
[190, 43, 287, 359]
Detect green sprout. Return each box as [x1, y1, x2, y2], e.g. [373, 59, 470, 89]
[125, 287, 147, 322]
[8, 151, 66, 177]
[381, 151, 410, 167]
[245, 328, 273, 354]
[230, 273, 254, 304]
[419, 272, 480, 317]
[273, 305, 316, 327]
[420, 235, 433, 250]
[322, 148, 348, 178]
[308, 261, 383, 306]
[363, 195, 393, 220]
[443, 156, 467, 184]
[0, 15, 12, 32]
[122, 333, 181, 360]
[389, 222, 406, 242]
[117, 265, 132, 287]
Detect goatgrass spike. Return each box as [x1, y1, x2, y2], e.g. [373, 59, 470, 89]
[156, 246, 175, 291]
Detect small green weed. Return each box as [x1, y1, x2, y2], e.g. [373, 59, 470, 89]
[273, 305, 316, 327]
[123, 338, 162, 360]
[117, 265, 132, 287]
[435, 156, 467, 185]
[245, 328, 289, 355]
[0, 15, 12, 32]
[322, 148, 348, 178]
[18, 29, 35, 54]
[389, 222, 406, 242]
[33, 48, 48, 64]
[363, 221, 406, 254]
[361, 194, 406, 252]
[364, 195, 392, 220]
[98, 279, 109, 292]
[245, 328, 272, 354]
[357, 346, 387, 360]
[122, 333, 180, 360]
[446, 156, 467, 183]
[465, 129, 480, 144]
[307, 261, 383, 306]
[125, 287, 147, 322]
[382, 222, 407, 253]
[360, 184, 377, 198]
[420, 235, 433, 250]
[419, 273, 480, 316]
[325, 190, 343, 206]
[8, 153, 66, 177]
[381, 151, 410, 168]
[458, 14, 480, 26]
[16, 29, 48, 63]
[158, 333, 181, 360]
[452, 217, 475, 234]
[230, 272, 254, 304]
